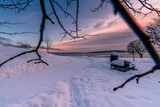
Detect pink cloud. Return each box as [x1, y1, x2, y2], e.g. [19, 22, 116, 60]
[53, 1, 160, 52]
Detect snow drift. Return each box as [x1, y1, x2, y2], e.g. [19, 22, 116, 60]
[0, 46, 160, 107]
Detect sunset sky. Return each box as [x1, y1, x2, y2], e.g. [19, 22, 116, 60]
[0, 0, 160, 52]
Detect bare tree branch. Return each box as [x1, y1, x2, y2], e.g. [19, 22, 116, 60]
[138, 0, 160, 16]
[0, 50, 35, 67]
[93, 0, 160, 17]
[146, 18, 160, 47]
[86, 0, 160, 91]
[91, 0, 110, 12]
[0, 0, 33, 12]
[0, 21, 21, 27]
[49, 0, 77, 39]
[110, 0, 160, 91]
[66, 0, 75, 9]
[122, 0, 142, 15]
[0, 0, 50, 67]
[49, 0, 76, 22]
[49, 0, 85, 41]
[113, 66, 158, 91]
[28, 0, 50, 65]
[1, 1, 160, 89]
[0, 31, 38, 37]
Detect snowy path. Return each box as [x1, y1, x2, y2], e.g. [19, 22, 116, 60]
[68, 58, 160, 107]
[1, 46, 160, 107]
[0, 56, 91, 106]
[1, 53, 160, 107]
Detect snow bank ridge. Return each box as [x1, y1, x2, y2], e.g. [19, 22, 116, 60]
[8, 82, 71, 107]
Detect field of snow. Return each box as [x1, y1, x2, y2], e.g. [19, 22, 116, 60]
[0, 46, 160, 107]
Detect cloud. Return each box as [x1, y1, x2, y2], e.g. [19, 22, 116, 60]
[54, 30, 137, 52]
[93, 21, 105, 29]
[0, 36, 14, 46]
[105, 18, 119, 28]
[68, 31, 135, 45]
[92, 19, 120, 30]
[0, 37, 11, 41]
[54, 13, 153, 52]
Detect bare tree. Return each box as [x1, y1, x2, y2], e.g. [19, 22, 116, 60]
[127, 41, 136, 61]
[92, 0, 160, 91]
[110, 0, 160, 91]
[146, 18, 160, 47]
[44, 35, 52, 53]
[0, 0, 80, 67]
[127, 39, 146, 60]
[0, 0, 160, 91]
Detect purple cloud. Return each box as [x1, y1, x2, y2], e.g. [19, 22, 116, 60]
[93, 21, 105, 29]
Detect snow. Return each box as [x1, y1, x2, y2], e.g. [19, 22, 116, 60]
[129, 62, 135, 68]
[0, 46, 160, 107]
[111, 59, 125, 66]
[111, 52, 119, 56]
[111, 59, 135, 68]
[9, 82, 71, 107]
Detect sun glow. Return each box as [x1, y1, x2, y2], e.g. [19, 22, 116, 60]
[48, 0, 160, 52]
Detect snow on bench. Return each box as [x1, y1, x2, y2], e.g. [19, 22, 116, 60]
[110, 52, 136, 72]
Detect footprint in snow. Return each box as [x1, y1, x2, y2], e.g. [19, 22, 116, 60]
[124, 95, 137, 100]
[139, 96, 152, 101]
[45, 89, 55, 95]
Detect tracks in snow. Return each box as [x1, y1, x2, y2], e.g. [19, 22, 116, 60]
[68, 57, 114, 107]
[0, 56, 92, 107]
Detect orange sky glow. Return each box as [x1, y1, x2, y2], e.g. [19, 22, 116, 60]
[51, 1, 160, 52]
[52, 16, 154, 52]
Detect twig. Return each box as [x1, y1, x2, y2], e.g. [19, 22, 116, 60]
[0, 21, 21, 27]
[110, 0, 160, 91]
[49, 0, 82, 40]
[0, 0, 33, 12]
[0, 32, 39, 37]
[49, 0, 76, 38]
[50, 0, 76, 22]
[113, 66, 158, 91]
[0, 50, 35, 67]
[0, 0, 50, 68]
[91, 0, 110, 12]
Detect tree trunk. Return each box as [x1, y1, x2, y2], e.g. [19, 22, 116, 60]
[46, 44, 49, 53]
[138, 52, 143, 58]
[110, 0, 160, 67]
[133, 53, 135, 61]
[47, 48, 49, 53]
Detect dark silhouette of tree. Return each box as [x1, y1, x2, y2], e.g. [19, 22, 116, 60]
[94, 0, 160, 91]
[127, 39, 146, 60]
[44, 35, 52, 53]
[17, 42, 32, 49]
[0, 0, 160, 91]
[146, 18, 160, 47]
[127, 41, 136, 61]
[0, 0, 84, 67]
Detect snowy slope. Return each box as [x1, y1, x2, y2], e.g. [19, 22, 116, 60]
[0, 46, 160, 107]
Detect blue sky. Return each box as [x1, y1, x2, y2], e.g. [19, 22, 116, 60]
[0, 0, 160, 52]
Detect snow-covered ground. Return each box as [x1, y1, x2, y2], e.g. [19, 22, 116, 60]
[0, 46, 160, 107]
